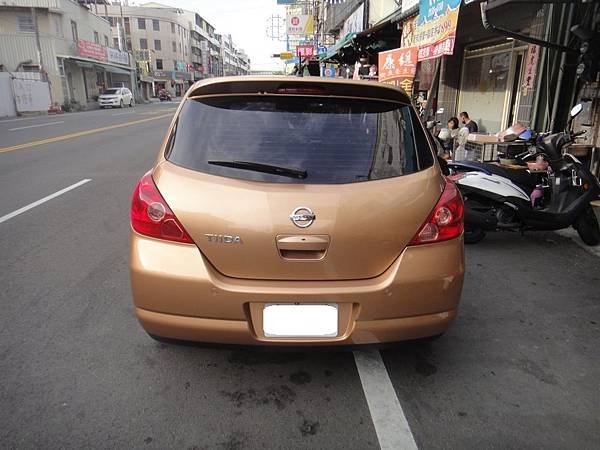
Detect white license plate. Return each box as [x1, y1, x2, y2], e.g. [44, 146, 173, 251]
[263, 304, 338, 338]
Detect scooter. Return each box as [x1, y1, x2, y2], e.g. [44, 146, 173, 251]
[446, 104, 600, 245]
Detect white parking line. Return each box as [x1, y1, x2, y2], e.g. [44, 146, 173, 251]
[8, 121, 64, 131]
[0, 179, 92, 224]
[354, 350, 418, 450]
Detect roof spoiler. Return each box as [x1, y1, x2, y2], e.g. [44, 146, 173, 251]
[187, 77, 411, 103]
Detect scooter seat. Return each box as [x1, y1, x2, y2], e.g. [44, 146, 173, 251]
[467, 161, 537, 195]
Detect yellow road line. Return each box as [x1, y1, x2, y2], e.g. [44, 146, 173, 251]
[0, 113, 173, 154]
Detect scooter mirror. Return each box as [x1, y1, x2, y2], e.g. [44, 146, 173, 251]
[570, 103, 583, 118]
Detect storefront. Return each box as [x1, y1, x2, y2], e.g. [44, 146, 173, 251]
[153, 70, 194, 97]
[395, 1, 566, 134]
[58, 39, 135, 107]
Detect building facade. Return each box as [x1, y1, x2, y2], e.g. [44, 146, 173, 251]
[320, 0, 599, 152]
[0, 0, 135, 110]
[103, 2, 250, 99]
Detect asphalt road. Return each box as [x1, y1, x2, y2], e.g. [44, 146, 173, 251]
[1, 104, 599, 449]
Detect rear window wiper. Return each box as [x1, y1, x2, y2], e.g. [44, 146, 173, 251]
[207, 160, 307, 180]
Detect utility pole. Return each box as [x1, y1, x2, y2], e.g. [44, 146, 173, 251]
[119, 1, 125, 51]
[31, 8, 44, 76]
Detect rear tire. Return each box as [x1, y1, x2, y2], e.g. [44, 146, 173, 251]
[129, 99, 133, 107]
[464, 226, 486, 244]
[574, 206, 600, 246]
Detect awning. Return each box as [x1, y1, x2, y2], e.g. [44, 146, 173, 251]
[319, 32, 357, 61]
[58, 55, 133, 74]
[69, 60, 95, 69]
[101, 65, 131, 75]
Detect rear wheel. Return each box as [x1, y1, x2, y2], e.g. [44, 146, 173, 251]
[574, 206, 600, 246]
[129, 99, 134, 107]
[464, 226, 486, 244]
[463, 198, 488, 244]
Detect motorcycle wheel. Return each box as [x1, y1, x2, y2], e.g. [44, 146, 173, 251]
[574, 206, 600, 246]
[464, 226, 486, 244]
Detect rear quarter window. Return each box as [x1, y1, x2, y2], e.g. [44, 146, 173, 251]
[165, 95, 434, 184]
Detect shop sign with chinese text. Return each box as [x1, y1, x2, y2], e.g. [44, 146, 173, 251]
[107, 47, 129, 66]
[415, 0, 461, 61]
[522, 44, 540, 89]
[77, 39, 107, 61]
[296, 45, 315, 58]
[287, 14, 314, 35]
[378, 47, 418, 94]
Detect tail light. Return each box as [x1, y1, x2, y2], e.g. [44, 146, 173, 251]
[130, 171, 193, 244]
[409, 181, 464, 245]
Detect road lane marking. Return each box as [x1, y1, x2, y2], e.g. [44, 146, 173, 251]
[0, 179, 92, 224]
[112, 111, 136, 116]
[354, 350, 418, 450]
[9, 121, 64, 131]
[0, 113, 173, 154]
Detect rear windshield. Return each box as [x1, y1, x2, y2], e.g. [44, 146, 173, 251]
[103, 89, 119, 94]
[165, 95, 433, 184]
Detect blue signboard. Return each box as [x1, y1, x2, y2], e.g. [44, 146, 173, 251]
[419, 0, 461, 25]
[277, 0, 297, 4]
[317, 46, 327, 56]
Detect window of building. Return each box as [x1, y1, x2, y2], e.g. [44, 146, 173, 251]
[17, 15, 35, 33]
[70, 20, 78, 42]
[94, 31, 99, 44]
[153, 19, 160, 31]
[113, 37, 119, 48]
[108, 17, 115, 27]
[53, 15, 63, 37]
[172, 41, 177, 52]
[104, 35, 109, 47]
[154, 39, 161, 51]
[138, 18, 146, 29]
[173, 60, 178, 70]
[140, 38, 148, 50]
[21, 64, 40, 72]
[171, 22, 175, 33]
[155, 59, 163, 70]
[178, 42, 181, 53]
[124, 17, 130, 34]
[126, 38, 132, 51]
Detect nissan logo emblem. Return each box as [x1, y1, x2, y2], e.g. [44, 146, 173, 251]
[289, 206, 316, 228]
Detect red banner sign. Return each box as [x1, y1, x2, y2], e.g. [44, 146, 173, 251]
[417, 36, 455, 61]
[77, 39, 107, 62]
[378, 46, 418, 94]
[296, 45, 315, 58]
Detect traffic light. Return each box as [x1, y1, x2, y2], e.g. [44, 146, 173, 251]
[571, 25, 600, 83]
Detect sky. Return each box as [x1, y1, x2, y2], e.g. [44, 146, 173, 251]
[137, 0, 289, 71]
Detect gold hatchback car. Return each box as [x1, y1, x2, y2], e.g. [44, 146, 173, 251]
[130, 76, 465, 346]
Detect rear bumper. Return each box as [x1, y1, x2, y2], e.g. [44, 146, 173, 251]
[136, 306, 457, 346]
[130, 232, 464, 345]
